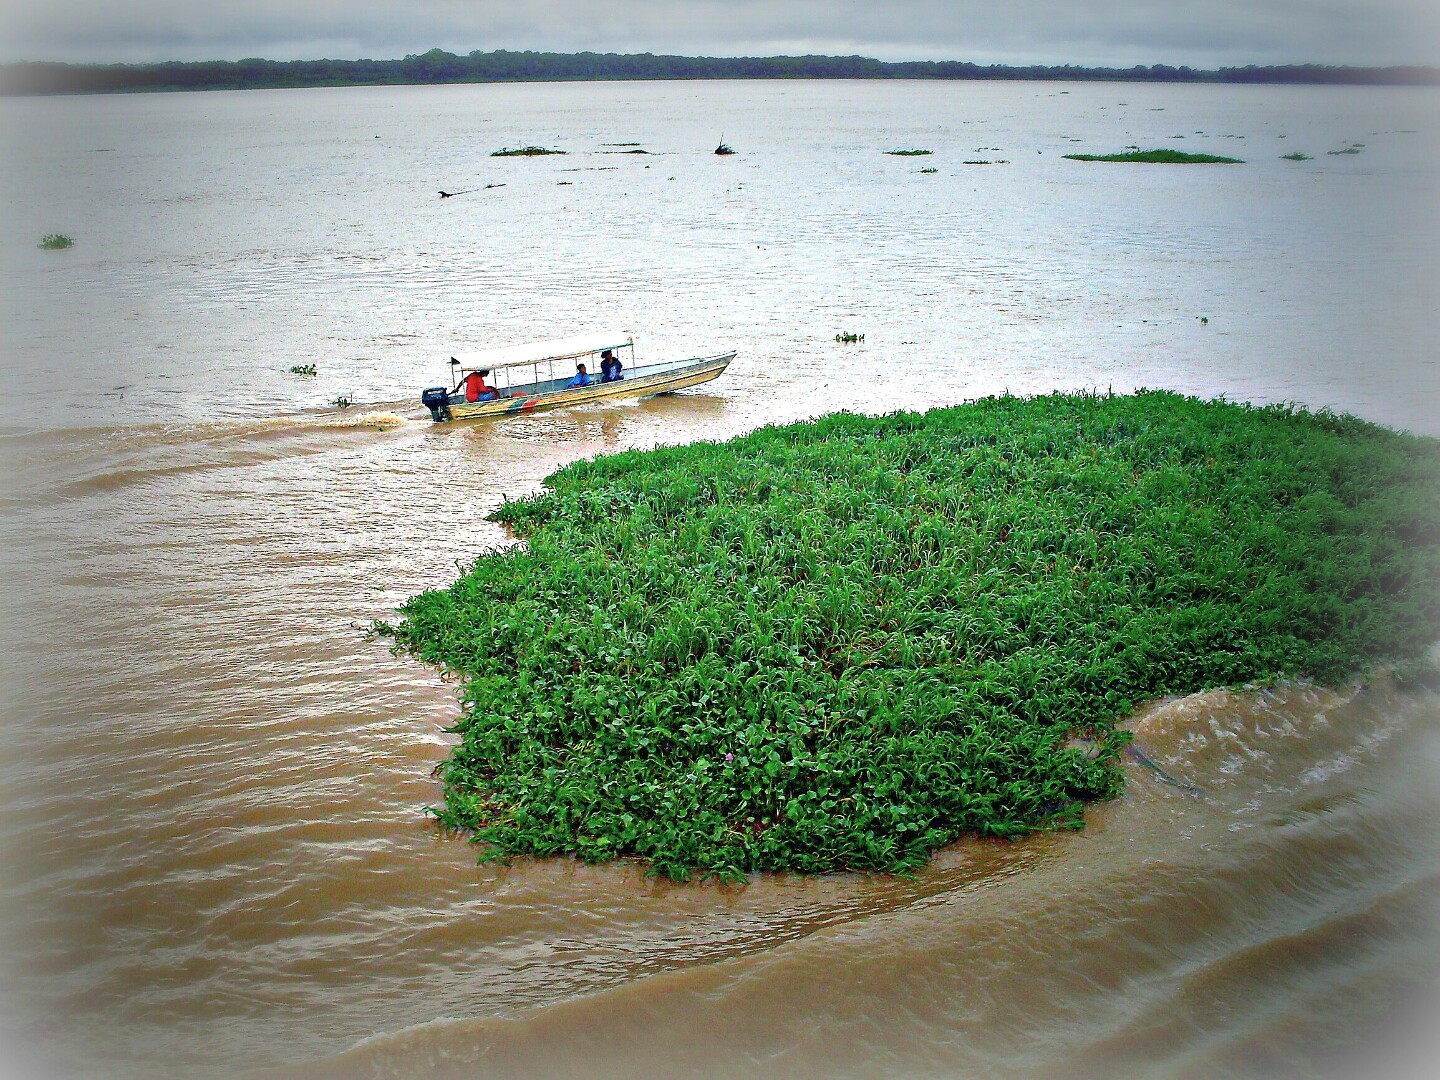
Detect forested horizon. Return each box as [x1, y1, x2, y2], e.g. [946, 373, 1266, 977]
[4, 47, 1438, 95]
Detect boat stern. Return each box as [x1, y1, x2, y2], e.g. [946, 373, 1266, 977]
[421, 387, 452, 422]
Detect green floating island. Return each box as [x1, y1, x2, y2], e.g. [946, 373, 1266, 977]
[1064, 149, 1245, 164]
[380, 392, 1440, 882]
[492, 146, 565, 157]
[886, 148, 933, 156]
[38, 233, 75, 249]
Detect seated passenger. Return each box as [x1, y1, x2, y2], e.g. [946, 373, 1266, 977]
[599, 350, 624, 382]
[567, 362, 591, 388]
[458, 368, 498, 402]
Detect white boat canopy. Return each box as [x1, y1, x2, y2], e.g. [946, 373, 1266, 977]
[450, 333, 634, 374]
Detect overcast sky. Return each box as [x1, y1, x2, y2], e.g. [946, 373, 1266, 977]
[0, 0, 1436, 68]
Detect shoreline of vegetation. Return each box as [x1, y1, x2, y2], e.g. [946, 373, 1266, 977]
[378, 391, 1440, 882]
[4, 50, 1438, 96]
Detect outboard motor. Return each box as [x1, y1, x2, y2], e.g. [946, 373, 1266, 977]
[422, 386, 452, 422]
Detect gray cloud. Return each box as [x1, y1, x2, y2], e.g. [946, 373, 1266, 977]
[0, 0, 1435, 67]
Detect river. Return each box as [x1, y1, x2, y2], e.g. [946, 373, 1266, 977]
[1, 79, 1438, 1079]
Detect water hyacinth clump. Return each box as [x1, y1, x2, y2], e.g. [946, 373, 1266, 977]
[1064, 149, 1244, 164]
[381, 392, 1440, 881]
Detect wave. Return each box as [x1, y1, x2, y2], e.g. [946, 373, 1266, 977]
[275, 681, 1440, 1080]
[1, 408, 423, 505]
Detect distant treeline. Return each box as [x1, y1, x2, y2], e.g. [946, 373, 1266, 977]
[4, 48, 1439, 95]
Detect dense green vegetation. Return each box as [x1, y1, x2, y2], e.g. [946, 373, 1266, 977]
[37, 233, 74, 249]
[4, 50, 1437, 96]
[1064, 149, 1245, 163]
[380, 392, 1440, 881]
[491, 146, 564, 157]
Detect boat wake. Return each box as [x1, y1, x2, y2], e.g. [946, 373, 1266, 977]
[3, 408, 423, 507]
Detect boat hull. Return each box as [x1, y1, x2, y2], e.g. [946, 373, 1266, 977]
[435, 352, 735, 422]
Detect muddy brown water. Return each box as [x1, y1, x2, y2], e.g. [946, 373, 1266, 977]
[3, 80, 1439, 1078]
[3, 410, 1438, 1080]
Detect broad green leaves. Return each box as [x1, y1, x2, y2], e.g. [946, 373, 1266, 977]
[383, 391, 1440, 880]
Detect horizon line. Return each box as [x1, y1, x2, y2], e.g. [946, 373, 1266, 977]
[4, 47, 1437, 72]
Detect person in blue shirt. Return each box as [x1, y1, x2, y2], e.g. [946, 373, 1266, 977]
[567, 362, 591, 388]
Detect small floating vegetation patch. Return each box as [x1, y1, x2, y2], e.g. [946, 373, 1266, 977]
[1328, 144, 1365, 155]
[919, 167, 938, 174]
[962, 159, 1009, 166]
[289, 364, 317, 377]
[492, 146, 565, 157]
[38, 233, 74, 249]
[1281, 152, 1314, 161]
[380, 392, 1440, 881]
[331, 395, 353, 409]
[835, 331, 865, 343]
[1064, 149, 1244, 164]
[715, 141, 735, 155]
[886, 148, 933, 156]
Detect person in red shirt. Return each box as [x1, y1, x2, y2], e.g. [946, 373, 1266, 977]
[458, 368, 497, 402]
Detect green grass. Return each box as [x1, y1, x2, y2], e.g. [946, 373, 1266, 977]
[1281, 152, 1314, 161]
[886, 148, 933, 156]
[38, 233, 74, 249]
[379, 392, 1440, 881]
[1064, 149, 1244, 164]
[492, 146, 565, 156]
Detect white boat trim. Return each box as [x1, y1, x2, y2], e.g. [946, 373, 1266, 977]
[450, 333, 635, 373]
